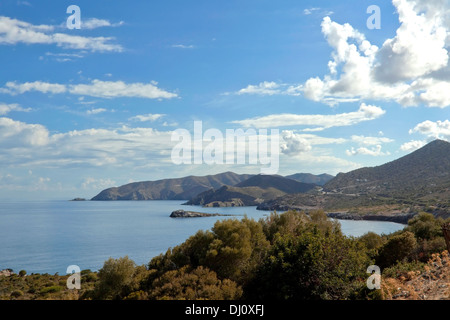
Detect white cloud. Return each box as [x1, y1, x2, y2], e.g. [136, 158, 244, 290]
[2, 81, 67, 95]
[400, 139, 427, 151]
[0, 103, 31, 115]
[172, 44, 195, 49]
[0, 117, 49, 147]
[0, 16, 123, 52]
[303, 7, 333, 16]
[373, 0, 449, 83]
[81, 177, 116, 190]
[409, 120, 450, 140]
[231, 103, 385, 129]
[229, 81, 303, 97]
[280, 131, 312, 155]
[44, 52, 85, 62]
[236, 81, 282, 96]
[301, 1, 450, 108]
[82, 18, 124, 30]
[346, 145, 390, 157]
[129, 114, 166, 122]
[304, 8, 319, 15]
[2, 80, 178, 100]
[350, 135, 394, 146]
[69, 80, 178, 99]
[86, 108, 107, 115]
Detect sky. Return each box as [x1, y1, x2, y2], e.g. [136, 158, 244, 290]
[0, 0, 449, 200]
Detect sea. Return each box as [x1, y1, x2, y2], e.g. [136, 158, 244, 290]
[0, 200, 405, 275]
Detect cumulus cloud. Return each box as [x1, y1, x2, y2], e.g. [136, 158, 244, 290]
[231, 103, 385, 129]
[346, 145, 391, 157]
[0, 117, 49, 147]
[0, 123, 175, 169]
[400, 119, 449, 152]
[409, 119, 450, 140]
[1, 80, 178, 100]
[400, 139, 427, 151]
[0, 103, 31, 115]
[302, 0, 450, 108]
[280, 131, 312, 155]
[0, 16, 123, 52]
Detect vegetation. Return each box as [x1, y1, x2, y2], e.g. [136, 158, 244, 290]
[1, 210, 449, 300]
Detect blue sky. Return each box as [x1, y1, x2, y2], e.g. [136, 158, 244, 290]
[0, 0, 449, 200]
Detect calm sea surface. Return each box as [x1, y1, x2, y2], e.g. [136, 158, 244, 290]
[0, 200, 405, 274]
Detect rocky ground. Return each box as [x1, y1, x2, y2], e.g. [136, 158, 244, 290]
[382, 251, 450, 300]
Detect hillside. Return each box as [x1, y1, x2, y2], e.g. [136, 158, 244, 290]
[324, 139, 450, 202]
[258, 140, 450, 219]
[186, 175, 317, 207]
[90, 172, 328, 201]
[286, 173, 334, 186]
[235, 174, 316, 193]
[91, 172, 253, 200]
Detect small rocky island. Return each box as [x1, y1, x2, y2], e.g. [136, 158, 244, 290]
[170, 209, 235, 218]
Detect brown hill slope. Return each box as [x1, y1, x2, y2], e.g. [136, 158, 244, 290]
[258, 140, 450, 219]
[91, 172, 253, 200]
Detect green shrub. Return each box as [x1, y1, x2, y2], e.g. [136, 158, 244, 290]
[10, 290, 24, 298]
[91, 256, 145, 300]
[149, 266, 242, 300]
[40, 286, 63, 294]
[382, 260, 425, 279]
[406, 212, 443, 240]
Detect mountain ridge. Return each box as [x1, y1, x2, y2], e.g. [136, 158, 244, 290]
[185, 175, 317, 207]
[91, 172, 327, 201]
[258, 139, 450, 219]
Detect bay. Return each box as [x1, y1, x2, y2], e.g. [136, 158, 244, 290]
[0, 200, 405, 274]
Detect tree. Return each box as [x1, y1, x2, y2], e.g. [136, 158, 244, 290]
[376, 231, 417, 269]
[91, 256, 146, 300]
[245, 225, 370, 300]
[149, 266, 242, 300]
[406, 212, 443, 240]
[147, 217, 270, 285]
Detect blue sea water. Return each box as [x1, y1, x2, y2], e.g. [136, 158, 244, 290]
[0, 200, 405, 274]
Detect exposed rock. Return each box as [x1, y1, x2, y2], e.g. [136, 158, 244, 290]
[170, 209, 234, 218]
[0, 269, 14, 277]
[382, 251, 450, 300]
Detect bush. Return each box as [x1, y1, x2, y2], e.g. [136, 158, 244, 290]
[149, 266, 242, 300]
[91, 256, 147, 300]
[10, 290, 23, 298]
[376, 231, 417, 268]
[406, 212, 443, 240]
[245, 225, 370, 300]
[382, 260, 425, 279]
[40, 286, 63, 294]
